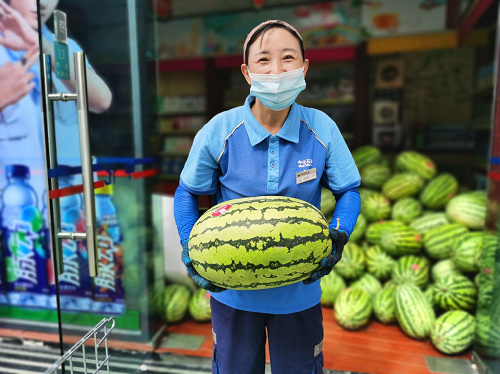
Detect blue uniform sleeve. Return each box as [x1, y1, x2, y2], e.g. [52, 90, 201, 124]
[174, 184, 200, 243]
[330, 187, 361, 238]
[323, 122, 361, 193]
[179, 126, 219, 195]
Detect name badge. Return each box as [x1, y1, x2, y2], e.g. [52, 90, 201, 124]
[296, 167, 317, 184]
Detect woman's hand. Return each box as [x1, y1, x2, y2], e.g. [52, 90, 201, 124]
[0, 44, 38, 111]
[0, 1, 38, 51]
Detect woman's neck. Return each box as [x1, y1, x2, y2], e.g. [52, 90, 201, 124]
[251, 98, 291, 135]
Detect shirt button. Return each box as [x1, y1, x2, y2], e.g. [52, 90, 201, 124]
[271, 150, 276, 155]
[271, 138, 276, 143]
[271, 162, 275, 168]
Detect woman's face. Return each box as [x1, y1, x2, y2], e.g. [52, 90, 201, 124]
[39, 0, 59, 25]
[242, 27, 308, 84]
[8, 0, 38, 29]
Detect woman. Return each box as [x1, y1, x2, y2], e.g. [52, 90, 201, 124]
[174, 20, 361, 374]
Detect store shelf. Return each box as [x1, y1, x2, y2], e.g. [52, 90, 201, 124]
[157, 174, 181, 181]
[297, 98, 355, 107]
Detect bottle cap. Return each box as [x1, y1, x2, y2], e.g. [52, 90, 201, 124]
[95, 184, 113, 195]
[6, 164, 29, 179]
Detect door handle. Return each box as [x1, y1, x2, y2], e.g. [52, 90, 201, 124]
[41, 52, 99, 277]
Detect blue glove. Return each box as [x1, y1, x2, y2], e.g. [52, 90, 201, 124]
[303, 228, 348, 285]
[181, 239, 226, 293]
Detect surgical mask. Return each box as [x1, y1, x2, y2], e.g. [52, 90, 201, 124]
[248, 66, 306, 111]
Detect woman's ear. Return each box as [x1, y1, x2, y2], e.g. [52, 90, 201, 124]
[303, 59, 310, 77]
[241, 64, 252, 86]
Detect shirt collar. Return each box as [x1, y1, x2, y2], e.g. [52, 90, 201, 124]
[243, 95, 301, 146]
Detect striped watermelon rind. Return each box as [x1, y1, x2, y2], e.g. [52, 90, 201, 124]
[334, 288, 372, 330]
[392, 255, 430, 290]
[163, 284, 191, 323]
[189, 196, 332, 290]
[380, 225, 422, 257]
[365, 220, 404, 244]
[451, 232, 483, 273]
[392, 197, 422, 224]
[361, 192, 392, 222]
[395, 151, 437, 181]
[410, 213, 449, 234]
[352, 145, 382, 170]
[360, 163, 392, 189]
[365, 245, 395, 280]
[446, 192, 487, 230]
[431, 311, 476, 355]
[382, 173, 425, 201]
[420, 173, 459, 209]
[475, 316, 500, 358]
[350, 213, 367, 243]
[188, 288, 212, 322]
[431, 259, 460, 282]
[433, 275, 477, 312]
[334, 242, 365, 280]
[320, 270, 346, 307]
[394, 284, 435, 340]
[350, 273, 382, 300]
[373, 287, 396, 324]
[423, 223, 469, 260]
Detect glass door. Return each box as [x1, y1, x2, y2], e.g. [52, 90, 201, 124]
[35, 0, 163, 369]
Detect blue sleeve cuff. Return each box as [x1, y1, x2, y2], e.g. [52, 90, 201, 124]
[174, 184, 201, 243]
[329, 187, 361, 238]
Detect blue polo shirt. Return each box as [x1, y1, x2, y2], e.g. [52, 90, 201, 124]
[180, 95, 360, 314]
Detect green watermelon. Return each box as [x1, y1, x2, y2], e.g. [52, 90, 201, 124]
[123, 263, 142, 298]
[380, 225, 423, 257]
[420, 173, 459, 209]
[359, 188, 378, 202]
[163, 284, 191, 323]
[410, 213, 449, 234]
[335, 242, 365, 280]
[423, 223, 469, 260]
[321, 188, 336, 216]
[382, 173, 425, 201]
[391, 197, 422, 223]
[373, 287, 396, 324]
[350, 214, 367, 243]
[361, 192, 392, 222]
[424, 285, 436, 308]
[446, 191, 487, 230]
[189, 196, 332, 289]
[451, 232, 483, 273]
[188, 288, 212, 322]
[394, 284, 436, 339]
[431, 259, 460, 282]
[320, 270, 346, 307]
[433, 275, 477, 311]
[365, 245, 395, 280]
[395, 151, 437, 180]
[352, 145, 382, 170]
[475, 316, 500, 357]
[431, 311, 475, 354]
[360, 163, 391, 189]
[334, 288, 372, 330]
[365, 220, 404, 244]
[350, 273, 382, 300]
[392, 255, 430, 289]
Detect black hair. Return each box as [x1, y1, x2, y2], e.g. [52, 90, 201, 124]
[244, 22, 305, 66]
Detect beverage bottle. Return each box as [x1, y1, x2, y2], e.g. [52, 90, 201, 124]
[92, 184, 124, 314]
[0, 165, 49, 308]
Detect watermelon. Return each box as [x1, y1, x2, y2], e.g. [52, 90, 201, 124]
[350, 273, 382, 300]
[360, 163, 391, 189]
[424, 285, 436, 307]
[391, 197, 422, 223]
[352, 145, 382, 170]
[334, 242, 365, 280]
[350, 214, 367, 243]
[365, 245, 395, 280]
[431, 259, 460, 282]
[420, 173, 459, 209]
[382, 173, 425, 201]
[395, 151, 437, 180]
[188, 196, 332, 290]
[392, 255, 430, 289]
[451, 232, 483, 273]
[320, 270, 346, 307]
[365, 220, 404, 244]
[163, 284, 191, 323]
[373, 287, 396, 324]
[423, 223, 469, 260]
[446, 191, 487, 230]
[123, 263, 142, 298]
[321, 188, 336, 216]
[433, 275, 477, 311]
[394, 284, 435, 339]
[431, 311, 476, 354]
[188, 288, 211, 322]
[384, 279, 397, 290]
[334, 288, 372, 330]
[475, 316, 500, 357]
[359, 188, 378, 202]
[380, 225, 422, 257]
[410, 213, 449, 234]
[361, 192, 391, 222]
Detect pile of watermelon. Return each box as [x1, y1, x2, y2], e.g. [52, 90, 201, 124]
[148, 283, 212, 324]
[321, 145, 495, 356]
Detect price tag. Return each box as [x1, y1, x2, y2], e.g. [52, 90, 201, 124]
[296, 167, 317, 184]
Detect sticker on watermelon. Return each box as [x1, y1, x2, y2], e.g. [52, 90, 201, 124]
[212, 204, 232, 217]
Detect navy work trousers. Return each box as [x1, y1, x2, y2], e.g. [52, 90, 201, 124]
[210, 297, 324, 374]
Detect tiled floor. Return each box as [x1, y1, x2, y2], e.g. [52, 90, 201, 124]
[158, 307, 473, 374]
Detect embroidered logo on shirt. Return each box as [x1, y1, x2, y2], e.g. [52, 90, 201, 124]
[298, 159, 313, 168]
[212, 204, 232, 217]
